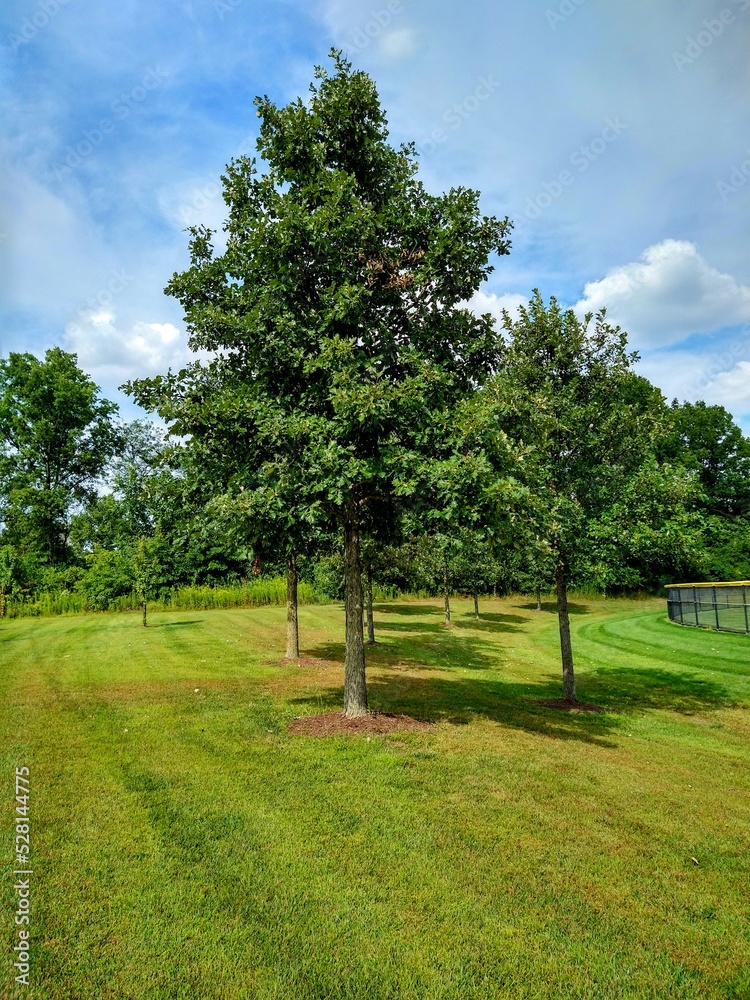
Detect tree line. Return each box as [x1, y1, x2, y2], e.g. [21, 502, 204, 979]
[2, 53, 749, 712]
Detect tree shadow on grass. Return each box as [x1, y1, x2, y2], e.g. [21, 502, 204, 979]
[468, 611, 527, 624]
[515, 602, 591, 615]
[288, 648, 739, 747]
[373, 603, 442, 616]
[303, 620, 511, 673]
[376, 618, 521, 637]
[453, 614, 526, 634]
[374, 621, 450, 634]
[580, 665, 738, 715]
[148, 620, 204, 628]
[377, 674, 623, 745]
[288, 672, 620, 747]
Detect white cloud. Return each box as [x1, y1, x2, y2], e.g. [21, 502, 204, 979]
[633, 340, 750, 433]
[64, 310, 200, 384]
[574, 240, 750, 348]
[468, 271, 750, 431]
[701, 361, 750, 412]
[468, 290, 527, 327]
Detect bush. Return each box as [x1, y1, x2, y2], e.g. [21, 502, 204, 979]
[77, 548, 135, 611]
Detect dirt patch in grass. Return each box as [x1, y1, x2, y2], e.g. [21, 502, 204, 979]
[534, 698, 605, 714]
[289, 711, 433, 737]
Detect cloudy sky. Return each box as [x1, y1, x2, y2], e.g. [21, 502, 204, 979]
[2, 0, 749, 429]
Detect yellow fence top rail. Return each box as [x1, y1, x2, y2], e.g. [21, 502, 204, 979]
[665, 581, 750, 589]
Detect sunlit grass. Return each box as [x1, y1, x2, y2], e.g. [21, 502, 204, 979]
[1, 596, 748, 998]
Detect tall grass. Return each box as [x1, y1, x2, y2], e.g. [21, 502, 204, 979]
[5, 590, 89, 618]
[159, 578, 319, 612]
[3, 577, 321, 620]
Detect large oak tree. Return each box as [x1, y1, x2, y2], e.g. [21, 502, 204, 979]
[129, 52, 511, 715]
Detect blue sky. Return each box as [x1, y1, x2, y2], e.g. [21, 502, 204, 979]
[1, 0, 749, 429]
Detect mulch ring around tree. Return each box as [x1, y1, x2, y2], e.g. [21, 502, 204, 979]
[534, 698, 605, 714]
[289, 712, 433, 737]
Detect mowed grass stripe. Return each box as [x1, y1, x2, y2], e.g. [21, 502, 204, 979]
[1, 597, 749, 998]
[577, 609, 750, 675]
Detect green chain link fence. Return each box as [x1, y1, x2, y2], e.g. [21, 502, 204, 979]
[666, 581, 750, 634]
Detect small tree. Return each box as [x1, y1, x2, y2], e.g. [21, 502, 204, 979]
[132, 536, 157, 626]
[207, 479, 332, 660]
[494, 292, 676, 703]
[451, 529, 503, 618]
[404, 396, 517, 625]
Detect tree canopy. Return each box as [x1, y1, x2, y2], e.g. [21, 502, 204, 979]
[0, 348, 121, 564]
[661, 400, 750, 520]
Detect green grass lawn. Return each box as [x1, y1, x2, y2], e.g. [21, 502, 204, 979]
[1, 596, 749, 999]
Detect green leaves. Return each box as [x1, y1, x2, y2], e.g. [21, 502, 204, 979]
[490, 291, 700, 590]
[661, 400, 750, 519]
[128, 53, 512, 553]
[0, 348, 121, 564]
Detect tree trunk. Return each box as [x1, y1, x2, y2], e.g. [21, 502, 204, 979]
[555, 562, 577, 702]
[0, 583, 5, 618]
[473, 593, 479, 619]
[285, 553, 299, 659]
[142, 599, 147, 628]
[443, 564, 451, 626]
[343, 515, 368, 716]
[535, 587, 542, 612]
[364, 566, 375, 645]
